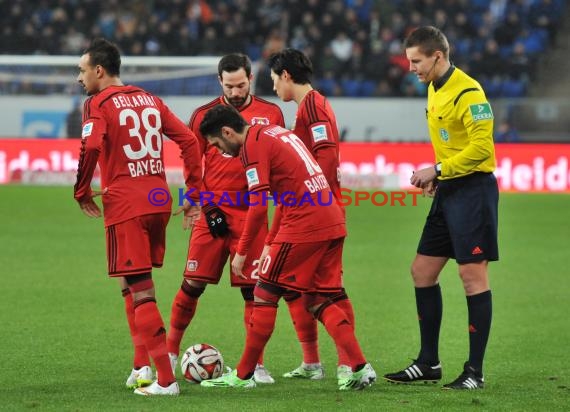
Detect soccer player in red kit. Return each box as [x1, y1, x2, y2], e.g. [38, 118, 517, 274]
[267, 48, 356, 382]
[198, 105, 376, 390]
[166, 54, 284, 384]
[73, 38, 202, 396]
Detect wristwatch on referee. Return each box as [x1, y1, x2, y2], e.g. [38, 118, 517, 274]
[434, 162, 442, 177]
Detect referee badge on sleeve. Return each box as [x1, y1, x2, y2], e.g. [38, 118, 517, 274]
[469, 103, 494, 122]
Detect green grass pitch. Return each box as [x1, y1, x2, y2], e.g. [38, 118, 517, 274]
[1, 186, 569, 411]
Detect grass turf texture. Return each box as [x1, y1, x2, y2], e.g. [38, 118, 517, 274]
[0, 186, 568, 411]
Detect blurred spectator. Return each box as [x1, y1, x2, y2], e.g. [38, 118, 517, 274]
[472, 38, 507, 79]
[507, 42, 534, 82]
[330, 32, 354, 70]
[529, 0, 561, 46]
[495, 119, 521, 142]
[453, 12, 477, 39]
[494, 10, 522, 47]
[254, 29, 286, 95]
[317, 46, 344, 77]
[400, 71, 427, 97]
[362, 42, 390, 81]
[66, 97, 83, 139]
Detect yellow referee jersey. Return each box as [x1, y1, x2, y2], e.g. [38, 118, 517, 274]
[427, 67, 496, 179]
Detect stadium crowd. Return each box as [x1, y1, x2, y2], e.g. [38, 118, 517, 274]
[0, 0, 566, 97]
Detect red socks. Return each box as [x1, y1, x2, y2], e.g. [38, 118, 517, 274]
[318, 303, 366, 369]
[334, 297, 355, 366]
[167, 287, 200, 355]
[286, 297, 320, 364]
[134, 299, 175, 387]
[237, 303, 277, 379]
[122, 289, 150, 369]
[244, 300, 266, 365]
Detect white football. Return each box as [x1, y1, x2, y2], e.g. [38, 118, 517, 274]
[180, 343, 224, 383]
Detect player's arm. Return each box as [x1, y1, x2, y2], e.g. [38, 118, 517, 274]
[188, 109, 208, 157]
[312, 143, 338, 185]
[440, 93, 494, 177]
[265, 203, 282, 245]
[234, 139, 271, 277]
[161, 104, 203, 228]
[304, 101, 339, 188]
[234, 191, 268, 278]
[73, 116, 104, 217]
[160, 104, 202, 201]
[237, 193, 268, 257]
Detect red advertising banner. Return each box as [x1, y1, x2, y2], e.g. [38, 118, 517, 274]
[1, 139, 569, 192]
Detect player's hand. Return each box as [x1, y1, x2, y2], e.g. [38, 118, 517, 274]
[79, 187, 107, 218]
[202, 203, 229, 238]
[231, 253, 247, 279]
[173, 199, 201, 230]
[258, 244, 271, 272]
[422, 180, 437, 197]
[410, 166, 437, 189]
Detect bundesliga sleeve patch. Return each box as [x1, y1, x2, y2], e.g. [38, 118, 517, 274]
[311, 124, 328, 143]
[469, 103, 494, 121]
[246, 168, 260, 188]
[82, 122, 93, 138]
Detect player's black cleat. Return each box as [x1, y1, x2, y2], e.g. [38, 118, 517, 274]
[383, 360, 442, 384]
[442, 362, 484, 390]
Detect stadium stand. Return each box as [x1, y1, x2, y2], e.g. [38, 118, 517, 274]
[0, 0, 566, 97]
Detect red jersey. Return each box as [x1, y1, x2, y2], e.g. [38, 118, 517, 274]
[293, 90, 342, 200]
[237, 124, 346, 254]
[189, 95, 284, 209]
[74, 85, 202, 226]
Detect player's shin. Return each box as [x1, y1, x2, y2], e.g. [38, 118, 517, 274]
[167, 280, 205, 355]
[128, 275, 175, 387]
[314, 299, 367, 370]
[236, 283, 282, 379]
[241, 286, 267, 366]
[285, 290, 320, 364]
[122, 288, 150, 369]
[327, 289, 355, 366]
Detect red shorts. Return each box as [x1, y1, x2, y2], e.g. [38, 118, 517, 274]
[105, 213, 170, 277]
[183, 212, 267, 287]
[259, 238, 345, 293]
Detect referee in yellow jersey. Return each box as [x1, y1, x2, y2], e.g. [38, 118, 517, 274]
[384, 26, 498, 390]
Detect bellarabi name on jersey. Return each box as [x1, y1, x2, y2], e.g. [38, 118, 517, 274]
[111, 93, 157, 109]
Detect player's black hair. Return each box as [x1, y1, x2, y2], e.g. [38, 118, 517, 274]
[199, 105, 248, 139]
[267, 48, 313, 85]
[404, 26, 450, 59]
[83, 38, 121, 76]
[218, 53, 252, 77]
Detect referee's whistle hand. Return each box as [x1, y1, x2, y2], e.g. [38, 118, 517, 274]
[410, 166, 437, 188]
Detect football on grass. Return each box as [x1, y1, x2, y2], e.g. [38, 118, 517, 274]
[180, 343, 224, 383]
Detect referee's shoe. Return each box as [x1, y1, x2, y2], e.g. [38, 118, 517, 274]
[442, 362, 484, 390]
[383, 360, 442, 384]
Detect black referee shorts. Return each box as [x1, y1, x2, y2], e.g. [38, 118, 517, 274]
[417, 172, 499, 264]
